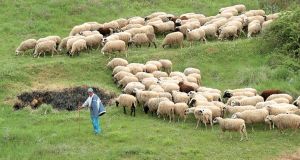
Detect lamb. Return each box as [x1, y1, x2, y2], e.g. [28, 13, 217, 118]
[232, 108, 269, 130]
[174, 103, 189, 122]
[127, 63, 145, 75]
[129, 33, 157, 48]
[115, 94, 137, 116]
[159, 59, 172, 74]
[293, 96, 300, 107]
[186, 28, 206, 47]
[264, 13, 279, 21]
[264, 115, 275, 130]
[267, 113, 300, 133]
[162, 32, 184, 49]
[70, 39, 87, 56]
[172, 91, 189, 104]
[260, 89, 282, 101]
[218, 25, 238, 40]
[16, 39, 37, 55]
[213, 117, 248, 141]
[200, 105, 223, 119]
[266, 94, 293, 104]
[33, 40, 58, 58]
[37, 36, 61, 49]
[118, 76, 139, 88]
[152, 71, 168, 79]
[223, 105, 256, 116]
[157, 100, 175, 123]
[144, 63, 158, 73]
[178, 81, 195, 93]
[112, 66, 131, 76]
[143, 97, 170, 115]
[196, 108, 213, 129]
[247, 20, 261, 38]
[107, 58, 128, 70]
[122, 82, 145, 95]
[101, 40, 127, 57]
[231, 96, 264, 106]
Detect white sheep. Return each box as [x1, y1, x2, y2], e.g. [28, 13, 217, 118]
[129, 33, 157, 48]
[115, 94, 137, 116]
[134, 89, 159, 105]
[162, 32, 184, 49]
[247, 20, 261, 38]
[268, 97, 290, 104]
[219, 25, 238, 40]
[127, 63, 145, 75]
[118, 76, 139, 88]
[144, 63, 158, 73]
[231, 96, 264, 106]
[143, 97, 169, 115]
[232, 108, 269, 131]
[58, 36, 75, 52]
[66, 36, 85, 54]
[266, 94, 293, 103]
[84, 34, 103, 50]
[33, 40, 58, 58]
[172, 91, 189, 104]
[142, 77, 158, 90]
[107, 58, 128, 69]
[122, 82, 145, 95]
[213, 117, 248, 141]
[113, 71, 134, 83]
[148, 84, 165, 92]
[159, 59, 172, 74]
[183, 67, 201, 76]
[16, 39, 37, 55]
[186, 28, 206, 47]
[146, 61, 163, 70]
[197, 108, 213, 129]
[135, 72, 154, 81]
[152, 71, 169, 79]
[267, 113, 300, 133]
[293, 96, 300, 107]
[255, 101, 277, 109]
[157, 100, 175, 123]
[70, 39, 87, 56]
[223, 105, 256, 116]
[264, 115, 275, 130]
[158, 82, 180, 93]
[101, 40, 127, 57]
[174, 103, 189, 122]
[200, 24, 218, 39]
[112, 66, 131, 75]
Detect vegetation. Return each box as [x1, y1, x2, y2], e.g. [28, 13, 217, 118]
[1, 0, 300, 159]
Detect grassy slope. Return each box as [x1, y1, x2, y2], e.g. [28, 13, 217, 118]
[1, 0, 300, 159]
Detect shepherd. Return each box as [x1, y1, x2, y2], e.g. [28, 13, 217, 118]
[78, 88, 106, 135]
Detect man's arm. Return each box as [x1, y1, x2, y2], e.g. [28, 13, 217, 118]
[78, 98, 90, 110]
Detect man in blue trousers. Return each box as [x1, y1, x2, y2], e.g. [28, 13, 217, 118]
[79, 88, 105, 134]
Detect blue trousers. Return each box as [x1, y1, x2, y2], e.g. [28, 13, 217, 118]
[90, 116, 101, 134]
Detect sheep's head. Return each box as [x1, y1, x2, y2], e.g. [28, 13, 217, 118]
[223, 90, 233, 98]
[178, 81, 184, 86]
[230, 100, 240, 106]
[15, 49, 20, 55]
[187, 91, 196, 98]
[231, 113, 240, 119]
[184, 108, 193, 115]
[115, 100, 119, 107]
[293, 100, 299, 107]
[189, 98, 196, 107]
[213, 117, 222, 124]
[174, 26, 181, 32]
[143, 104, 149, 114]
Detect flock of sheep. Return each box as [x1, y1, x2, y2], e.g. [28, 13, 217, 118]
[109, 57, 300, 141]
[15, 4, 279, 57]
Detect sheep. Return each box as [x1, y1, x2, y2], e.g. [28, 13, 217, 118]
[219, 25, 238, 40]
[183, 67, 201, 76]
[112, 66, 131, 76]
[152, 21, 175, 34]
[264, 13, 279, 21]
[200, 24, 218, 39]
[186, 28, 206, 47]
[69, 24, 91, 36]
[223, 88, 257, 98]
[172, 91, 189, 104]
[186, 75, 198, 84]
[195, 108, 213, 129]
[162, 32, 184, 49]
[213, 117, 248, 141]
[83, 22, 102, 31]
[149, 84, 165, 92]
[142, 77, 158, 90]
[266, 106, 294, 116]
[33, 40, 58, 58]
[128, 16, 145, 25]
[174, 103, 189, 122]
[77, 30, 98, 36]
[101, 40, 127, 57]
[115, 94, 137, 116]
[122, 82, 145, 95]
[143, 97, 169, 115]
[267, 103, 298, 110]
[146, 61, 162, 70]
[255, 101, 277, 109]
[114, 32, 132, 45]
[159, 82, 179, 93]
[200, 105, 223, 119]
[246, 16, 265, 25]
[135, 72, 154, 81]
[223, 105, 256, 116]
[232, 108, 269, 131]
[262, 20, 273, 31]
[70, 39, 87, 56]
[231, 96, 264, 106]
[121, 24, 143, 31]
[266, 94, 293, 104]
[58, 36, 75, 52]
[129, 33, 157, 48]
[178, 81, 195, 93]
[103, 20, 120, 31]
[267, 113, 300, 133]
[84, 34, 103, 50]
[107, 58, 128, 70]
[226, 96, 247, 105]
[97, 27, 113, 36]
[115, 18, 129, 28]
[260, 89, 282, 101]
[293, 96, 300, 107]
[170, 71, 186, 79]
[134, 89, 159, 105]
[37, 36, 61, 49]
[158, 92, 172, 100]
[127, 63, 144, 75]
[269, 98, 290, 104]
[247, 20, 261, 38]
[159, 59, 172, 74]
[264, 115, 275, 130]
[66, 36, 85, 54]
[143, 63, 158, 73]
[157, 100, 175, 122]
[118, 76, 139, 88]
[197, 87, 221, 95]
[16, 39, 37, 55]
[199, 92, 222, 102]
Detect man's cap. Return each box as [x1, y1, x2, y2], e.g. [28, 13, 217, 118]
[87, 88, 94, 93]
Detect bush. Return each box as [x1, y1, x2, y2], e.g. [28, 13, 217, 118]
[263, 7, 300, 59]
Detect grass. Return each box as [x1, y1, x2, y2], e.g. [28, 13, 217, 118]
[1, 0, 300, 159]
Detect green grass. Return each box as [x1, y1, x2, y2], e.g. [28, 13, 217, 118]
[1, 0, 300, 160]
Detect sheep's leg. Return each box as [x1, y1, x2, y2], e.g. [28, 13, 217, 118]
[153, 42, 157, 48]
[148, 42, 151, 47]
[189, 42, 192, 48]
[239, 131, 244, 141]
[195, 119, 200, 129]
[169, 115, 172, 123]
[203, 37, 207, 44]
[123, 106, 126, 114]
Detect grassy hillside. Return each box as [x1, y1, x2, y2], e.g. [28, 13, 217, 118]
[1, 0, 300, 159]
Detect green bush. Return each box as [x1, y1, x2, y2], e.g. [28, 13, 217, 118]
[263, 7, 300, 58]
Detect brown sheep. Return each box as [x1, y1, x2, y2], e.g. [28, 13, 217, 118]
[178, 81, 195, 93]
[260, 89, 282, 101]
